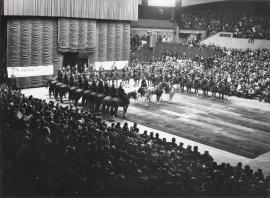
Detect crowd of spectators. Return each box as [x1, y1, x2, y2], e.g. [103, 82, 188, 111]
[1, 84, 270, 196]
[177, 2, 270, 40]
[130, 34, 149, 51]
[130, 45, 270, 101]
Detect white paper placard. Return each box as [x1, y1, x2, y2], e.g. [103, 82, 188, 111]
[7, 65, 54, 78]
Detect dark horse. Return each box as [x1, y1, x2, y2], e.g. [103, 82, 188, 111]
[154, 82, 170, 103]
[218, 81, 231, 99]
[101, 94, 130, 120]
[47, 80, 58, 98]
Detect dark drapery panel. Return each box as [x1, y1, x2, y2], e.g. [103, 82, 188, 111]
[58, 18, 96, 53]
[0, 16, 7, 83]
[107, 23, 115, 61]
[97, 22, 107, 62]
[115, 23, 123, 61]
[7, 18, 63, 88]
[31, 20, 43, 87]
[122, 23, 130, 60]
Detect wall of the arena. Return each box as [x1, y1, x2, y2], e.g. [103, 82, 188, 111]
[0, 16, 7, 83]
[7, 18, 61, 88]
[153, 42, 221, 58]
[201, 32, 270, 50]
[6, 18, 130, 89]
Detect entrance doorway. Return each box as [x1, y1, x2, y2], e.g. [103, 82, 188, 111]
[63, 52, 88, 73]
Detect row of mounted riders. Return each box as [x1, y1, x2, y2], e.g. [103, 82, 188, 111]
[47, 76, 172, 117]
[47, 79, 131, 119]
[57, 69, 270, 102]
[58, 70, 233, 100]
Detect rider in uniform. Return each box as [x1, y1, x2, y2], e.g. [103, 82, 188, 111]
[138, 76, 148, 96]
[90, 80, 97, 92]
[97, 80, 104, 94]
[69, 74, 75, 87]
[109, 84, 117, 97]
[104, 82, 110, 95]
[99, 64, 104, 78]
[77, 75, 83, 88]
[117, 82, 126, 99]
[63, 72, 68, 84]
[83, 75, 89, 90]
[57, 69, 63, 82]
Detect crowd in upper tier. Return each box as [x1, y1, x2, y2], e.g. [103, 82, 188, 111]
[177, 2, 270, 40]
[1, 84, 270, 197]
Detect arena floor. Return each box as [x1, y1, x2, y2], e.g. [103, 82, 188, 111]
[21, 83, 270, 175]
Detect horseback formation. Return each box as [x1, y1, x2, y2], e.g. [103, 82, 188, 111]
[47, 68, 130, 121]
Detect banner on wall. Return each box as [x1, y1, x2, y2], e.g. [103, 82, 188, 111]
[94, 61, 128, 71]
[7, 65, 54, 78]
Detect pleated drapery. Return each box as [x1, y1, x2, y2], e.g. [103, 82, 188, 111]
[58, 19, 96, 53]
[4, 0, 138, 21]
[7, 18, 63, 88]
[7, 18, 130, 88]
[97, 22, 107, 62]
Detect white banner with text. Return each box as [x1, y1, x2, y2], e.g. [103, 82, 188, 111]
[7, 65, 54, 78]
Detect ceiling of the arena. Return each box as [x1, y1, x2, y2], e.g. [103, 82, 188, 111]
[142, 0, 270, 7]
[182, 0, 270, 7]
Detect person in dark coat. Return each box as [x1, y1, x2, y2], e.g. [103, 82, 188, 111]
[97, 80, 104, 94]
[109, 84, 117, 97]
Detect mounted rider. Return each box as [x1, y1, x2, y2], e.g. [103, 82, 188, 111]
[117, 82, 127, 100]
[109, 84, 117, 97]
[77, 74, 83, 88]
[83, 75, 89, 90]
[111, 62, 117, 85]
[90, 80, 97, 92]
[138, 76, 148, 96]
[97, 80, 104, 94]
[104, 82, 110, 95]
[69, 73, 75, 87]
[57, 69, 63, 82]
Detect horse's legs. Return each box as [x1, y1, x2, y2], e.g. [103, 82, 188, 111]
[115, 106, 119, 117]
[123, 106, 127, 118]
[49, 87, 52, 98]
[59, 92, 63, 103]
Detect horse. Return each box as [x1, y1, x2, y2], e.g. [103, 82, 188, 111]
[101, 94, 130, 120]
[128, 90, 139, 102]
[209, 80, 218, 97]
[47, 80, 58, 98]
[186, 78, 193, 94]
[144, 82, 170, 105]
[218, 81, 230, 100]
[201, 78, 209, 96]
[68, 86, 84, 106]
[193, 79, 200, 96]
[180, 77, 187, 92]
[57, 84, 69, 103]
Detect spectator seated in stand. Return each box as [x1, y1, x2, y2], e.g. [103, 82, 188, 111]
[1, 84, 269, 197]
[177, 2, 270, 40]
